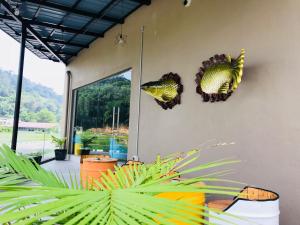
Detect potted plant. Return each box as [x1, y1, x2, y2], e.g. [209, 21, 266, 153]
[26, 152, 43, 165]
[51, 136, 67, 160]
[79, 131, 97, 155]
[18, 152, 43, 166]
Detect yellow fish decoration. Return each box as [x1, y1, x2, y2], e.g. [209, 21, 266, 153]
[141, 73, 183, 110]
[195, 49, 245, 102]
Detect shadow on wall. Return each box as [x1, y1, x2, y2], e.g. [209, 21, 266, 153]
[244, 63, 265, 81]
[238, 63, 265, 96]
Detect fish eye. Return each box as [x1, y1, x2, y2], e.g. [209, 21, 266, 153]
[182, 0, 192, 7]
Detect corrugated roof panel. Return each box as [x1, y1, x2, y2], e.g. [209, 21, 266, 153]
[27, 39, 43, 48]
[36, 8, 66, 24]
[4, 20, 22, 34]
[76, 0, 111, 14]
[25, 42, 49, 59]
[20, 2, 39, 18]
[62, 14, 90, 30]
[31, 25, 53, 37]
[0, 0, 150, 63]
[50, 31, 75, 42]
[71, 34, 95, 44]
[0, 7, 5, 14]
[47, 0, 78, 8]
[0, 23, 19, 39]
[61, 45, 82, 52]
[48, 42, 62, 48]
[106, 0, 139, 19]
[86, 19, 113, 33]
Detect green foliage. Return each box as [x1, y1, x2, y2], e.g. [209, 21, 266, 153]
[51, 136, 66, 149]
[35, 109, 56, 123]
[20, 111, 37, 122]
[75, 75, 131, 130]
[0, 144, 242, 224]
[79, 131, 97, 148]
[0, 126, 12, 133]
[0, 145, 67, 187]
[0, 69, 62, 122]
[21, 151, 43, 157]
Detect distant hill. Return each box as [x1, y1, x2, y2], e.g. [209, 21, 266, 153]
[0, 69, 63, 123]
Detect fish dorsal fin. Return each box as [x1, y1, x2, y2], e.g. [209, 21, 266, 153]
[161, 73, 181, 86]
[202, 54, 229, 70]
[231, 49, 245, 91]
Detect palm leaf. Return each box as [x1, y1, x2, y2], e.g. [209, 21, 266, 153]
[0, 144, 241, 224]
[0, 145, 68, 188]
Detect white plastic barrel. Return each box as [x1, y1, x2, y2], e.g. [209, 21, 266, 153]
[208, 186, 280, 225]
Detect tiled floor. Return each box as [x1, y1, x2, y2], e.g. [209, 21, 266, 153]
[41, 155, 126, 186]
[42, 155, 81, 186]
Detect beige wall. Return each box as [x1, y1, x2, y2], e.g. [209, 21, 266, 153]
[66, 0, 300, 223]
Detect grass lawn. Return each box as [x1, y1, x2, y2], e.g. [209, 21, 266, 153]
[0, 131, 52, 145]
[89, 133, 128, 152]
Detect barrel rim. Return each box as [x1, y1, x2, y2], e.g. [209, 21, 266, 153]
[83, 158, 118, 163]
[223, 186, 280, 212]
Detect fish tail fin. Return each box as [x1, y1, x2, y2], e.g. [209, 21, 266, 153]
[231, 49, 245, 91]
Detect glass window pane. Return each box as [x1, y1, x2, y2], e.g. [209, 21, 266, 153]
[0, 71, 16, 147]
[16, 60, 64, 160]
[0, 31, 18, 148]
[73, 70, 131, 162]
[0, 30, 65, 161]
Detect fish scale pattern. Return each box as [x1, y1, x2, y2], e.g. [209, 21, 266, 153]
[195, 49, 245, 102]
[141, 73, 183, 110]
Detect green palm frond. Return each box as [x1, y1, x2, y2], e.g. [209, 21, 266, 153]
[0, 144, 241, 224]
[0, 145, 67, 188]
[0, 168, 26, 186]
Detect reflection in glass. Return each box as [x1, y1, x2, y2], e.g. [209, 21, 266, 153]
[74, 70, 131, 161]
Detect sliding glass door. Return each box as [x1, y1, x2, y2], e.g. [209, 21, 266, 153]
[72, 70, 131, 161]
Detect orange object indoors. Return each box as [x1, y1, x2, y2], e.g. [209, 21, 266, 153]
[155, 182, 206, 225]
[80, 158, 117, 189]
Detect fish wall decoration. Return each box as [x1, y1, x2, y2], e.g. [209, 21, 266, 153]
[141, 73, 183, 110]
[195, 49, 245, 102]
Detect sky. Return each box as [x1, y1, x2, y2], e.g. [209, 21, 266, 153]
[0, 30, 66, 95]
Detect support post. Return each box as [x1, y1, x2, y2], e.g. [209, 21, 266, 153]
[64, 71, 72, 150]
[112, 107, 115, 132]
[135, 26, 145, 159]
[117, 107, 120, 131]
[11, 24, 26, 151]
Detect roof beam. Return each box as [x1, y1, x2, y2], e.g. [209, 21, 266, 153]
[24, 0, 124, 24]
[34, 46, 77, 57]
[0, 14, 103, 37]
[47, 0, 80, 40]
[1, 18, 53, 61]
[32, 1, 45, 21]
[0, 14, 89, 48]
[26, 36, 89, 48]
[26, 19, 104, 37]
[65, 0, 121, 46]
[130, 0, 151, 5]
[47, 39, 88, 48]
[0, 0, 67, 64]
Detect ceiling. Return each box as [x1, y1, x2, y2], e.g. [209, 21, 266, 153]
[0, 0, 151, 64]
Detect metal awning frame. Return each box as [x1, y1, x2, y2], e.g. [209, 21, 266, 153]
[0, 0, 151, 64]
[0, 0, 151, 151]
[1, 0, 67, 63]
